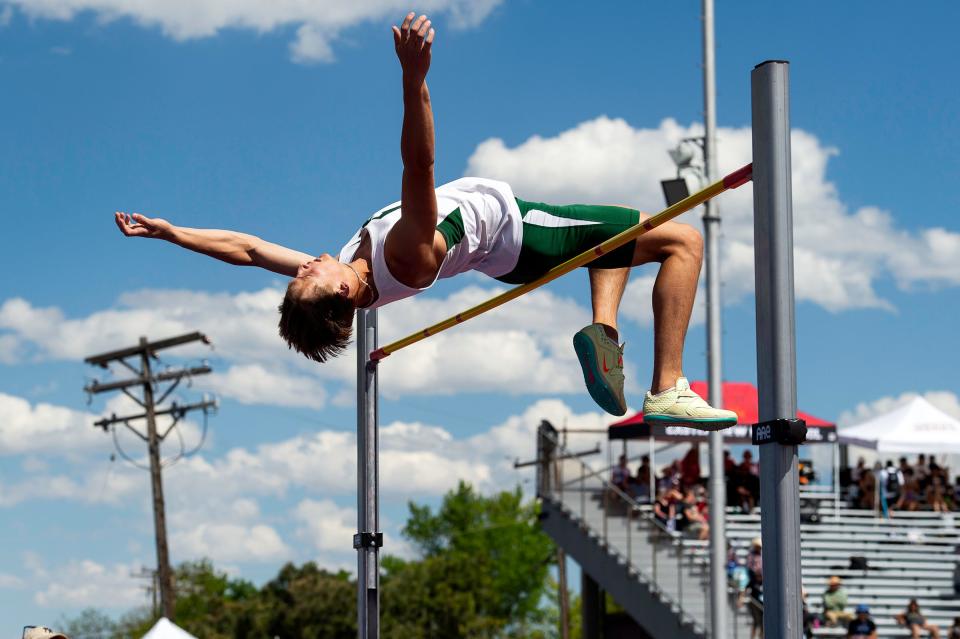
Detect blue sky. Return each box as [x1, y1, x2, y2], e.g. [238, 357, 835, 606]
[1, 0, 959, 627]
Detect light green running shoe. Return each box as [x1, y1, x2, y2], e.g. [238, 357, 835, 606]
[573, 324, 627, 416]
[643, 377, 737, 430]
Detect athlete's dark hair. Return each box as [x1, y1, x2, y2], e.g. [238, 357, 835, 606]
[278, 279, 355, 363]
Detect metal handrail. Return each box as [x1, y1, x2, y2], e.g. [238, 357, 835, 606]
[540, 429, 734, 634]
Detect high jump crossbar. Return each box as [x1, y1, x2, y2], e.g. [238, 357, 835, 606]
[370, 163, 753, 362]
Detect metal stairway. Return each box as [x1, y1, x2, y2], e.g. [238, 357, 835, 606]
[536, 424, 755, 639]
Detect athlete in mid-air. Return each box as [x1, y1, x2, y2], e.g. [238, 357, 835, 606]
[114, 12, 737, 429]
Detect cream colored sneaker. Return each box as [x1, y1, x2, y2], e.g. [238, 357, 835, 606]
[642, 377, 737, 430]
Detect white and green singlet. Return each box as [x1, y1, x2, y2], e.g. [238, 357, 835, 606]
[338, 177, 643, 309]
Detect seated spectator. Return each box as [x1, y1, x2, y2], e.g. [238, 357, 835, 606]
[823, 575, 855, 626]
[680, 443, 701, 489]
[745, 537, 763, 595]
[611, 454, 630, 491]
[728, 543, 750, 593]
[847, 604, 877, 639]
[916, 454, 929, 487]
[928, 475, 950, 513]
[735, 482, 756, 515]
[653, 488, 678, 532]
[858, 465, 877, 510]
[947, 616, 960, 639]
[803, 588, 818, 639]
[741, 450, 759, 476]
[676, 488, 709, 540]
[743, 542, 763, 639]
[23, 628, 69, 639]
[852, 457, 868, 484]
[635, 455, 652, 503]
[896, 471, 922, 512]
[724, 450, 735, 474]
[896, 598, 940, 639]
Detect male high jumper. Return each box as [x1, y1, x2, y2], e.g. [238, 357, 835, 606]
[115, 12, 736, 428]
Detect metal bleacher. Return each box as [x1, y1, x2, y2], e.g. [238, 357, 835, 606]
[535, 425, 960, 639]
[724, 506, 960, 637]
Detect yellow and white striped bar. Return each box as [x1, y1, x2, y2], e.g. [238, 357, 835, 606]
[370, 163, 753, 362]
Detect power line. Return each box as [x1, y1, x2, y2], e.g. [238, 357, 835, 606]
[83, 332, 217, 622]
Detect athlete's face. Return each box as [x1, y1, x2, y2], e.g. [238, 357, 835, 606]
[292, 254, 352, 301]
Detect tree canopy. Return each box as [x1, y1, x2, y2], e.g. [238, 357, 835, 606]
[61, 483, 575, 639]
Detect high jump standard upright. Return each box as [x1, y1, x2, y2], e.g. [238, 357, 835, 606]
[352, 59, 804, 639]
[751, 59, 805, 639]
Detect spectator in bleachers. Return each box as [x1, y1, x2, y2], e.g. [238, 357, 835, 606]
[680, 443, 701, 488]
[895, 598, 941, 639]
[653, 487, 679, 532]
[724, 450, 736, 474]
[803, 588, 817, 639]
[858, 464, 878, 510]
[635, 454, 651, 503]
[916, 454, 929, 486]
[658, 460, 680, 493]
[896, 469, 922, 512]
[852, 457, 868, 484]
[847, 604, 877, 639]
[823, 575, 855, 626]
[847, 457, 866, 507]
[927, 474, 950, 513]
[745, 537, 763, 592]
[741, 450, 759, 476]
[676, 488, 709, 540]
[881, 460, 904, 517]
[611, 454, 630, 494]
[744, 539, 764, 639]
[728, 542, 750, 593]
[946, 616, 960, 639]
[900, 456, 913, 477]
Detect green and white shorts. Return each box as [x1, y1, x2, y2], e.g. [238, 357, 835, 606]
[494, 198, 641, 285]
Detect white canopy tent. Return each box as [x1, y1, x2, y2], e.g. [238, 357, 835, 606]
[141, 618, 198, 639]
[839, 396, 960, 454]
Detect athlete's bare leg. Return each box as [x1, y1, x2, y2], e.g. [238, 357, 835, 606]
[589, 267, 629, 341]
[629, 218, 703, 393]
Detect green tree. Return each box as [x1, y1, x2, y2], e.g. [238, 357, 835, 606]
[252, 562, 357, 638]
[59, 608, 117, 639]
[382, 482, 554, 638]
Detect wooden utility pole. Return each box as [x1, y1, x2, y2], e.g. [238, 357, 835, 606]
[84, 332, 216, 620]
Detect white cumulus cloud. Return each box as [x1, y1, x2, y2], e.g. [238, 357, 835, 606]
[0, 283, 624, 404]
[465, 116, 960, 313]
[173, 522, 291, 563]
[3, 0, 504, 63]
[31, 558, 144, 609]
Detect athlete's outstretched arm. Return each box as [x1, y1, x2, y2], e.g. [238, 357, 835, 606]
[388, 13, 439, 274]
[114, 212, 313, 277]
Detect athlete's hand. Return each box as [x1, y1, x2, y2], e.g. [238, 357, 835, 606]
[392, 12, 434, 85]
[114, 212, 173, 240]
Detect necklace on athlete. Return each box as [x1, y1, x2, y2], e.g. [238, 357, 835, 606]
[345, 262, 372, 307]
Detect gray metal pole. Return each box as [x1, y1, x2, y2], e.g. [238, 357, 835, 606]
[751, 60, 803, 639]
[356, 308, 380, 638]
[701, 0, 728, 636]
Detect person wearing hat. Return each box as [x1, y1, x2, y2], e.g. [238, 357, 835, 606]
[847, 605, 877, 639]
[22, 627, 69, 639]
[824, 575, 855, 626]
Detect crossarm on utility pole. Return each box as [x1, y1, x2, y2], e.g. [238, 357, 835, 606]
[370, 164, 752, 362]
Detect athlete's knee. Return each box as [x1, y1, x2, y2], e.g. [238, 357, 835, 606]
[671, 223, 703, 262]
